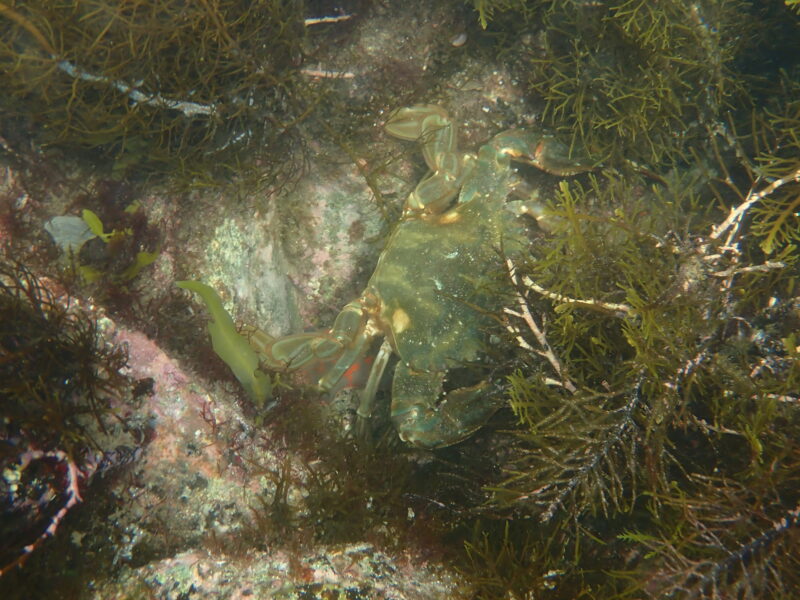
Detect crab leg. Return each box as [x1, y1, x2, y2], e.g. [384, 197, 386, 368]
[390, 363, 505, 449]
[356, 339, 393, 421]
[316, 299, 376, 392]
[352, 339, 393, 442]
[384, 105, 455, 172]
[385, 105, 474, 215]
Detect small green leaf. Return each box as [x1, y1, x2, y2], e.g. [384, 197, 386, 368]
[120, 250, 159, 281]
[78, 264, 103, 282]
[82, 209, 111, 242]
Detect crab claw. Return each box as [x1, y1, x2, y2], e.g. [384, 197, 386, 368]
[389, 363, 505, 449]
[247, 299, 375, 394]
[492, 130, 595, 176]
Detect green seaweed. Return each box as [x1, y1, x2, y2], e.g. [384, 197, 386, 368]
[746, 100, 800, 256]
[81, 208, 131, 244]
[70, 205, 160, 286]
[119, 250, 159, 281]
[470, 0, 525, 28]
[479, 0, 800, 169]
[455, 138, 800, 597]
[177, 280, 272, 406]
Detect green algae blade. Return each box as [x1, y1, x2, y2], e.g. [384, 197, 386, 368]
[177, 280, 271, 405]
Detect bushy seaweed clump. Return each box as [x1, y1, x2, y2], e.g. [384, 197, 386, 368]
[453, 66, 800, 600]
[0, 259, 130, 451]
[477, 0, 800, 169]
[450, 4, 800, 598]
[0, 258, 131, 574]
[0, 1, 308, 182]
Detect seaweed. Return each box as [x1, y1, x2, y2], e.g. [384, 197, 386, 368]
[76, 207, 159, 283]
[481, 0, 800, 169]
[740, 99, 800, 257]
[177, 280, 273, 406]
[453, 112, 800, 596]
[0, 258, 130, 452]
[0, 0, 311, 182]
[42, 181, 165, 317]
[470, 0, 526, 29]
[0, 257, 133, 575]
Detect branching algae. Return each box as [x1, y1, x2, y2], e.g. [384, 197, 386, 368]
[0, 258, 132, 575]
[461, 123, 800, 600]
[442, 4, 800, 598]
[0, 1, 309, 181]
[476, 0, 782, 168]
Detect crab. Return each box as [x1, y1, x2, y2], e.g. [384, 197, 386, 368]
[252, 105, 591, 449]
